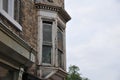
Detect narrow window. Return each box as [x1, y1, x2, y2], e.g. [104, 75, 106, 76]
[42, 45, 52, 63]
[42, 21, 52, 64]
[43, 21, 52, 42]
[58, 50, 63, 68]
[58, 29, 63, 50]
[57, 27, 64, 69]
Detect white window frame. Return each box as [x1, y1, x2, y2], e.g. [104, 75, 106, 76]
[0, 0, 22, 31]
[42, 20, 53, 65]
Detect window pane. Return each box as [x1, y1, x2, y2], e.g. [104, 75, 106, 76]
[43, 23, 52, 42]
[0, 66, 13, 80]
[57, 30, 63, 50]
[58, 50, 64, 68]
[3, 0, 8, 13]
[42, 45, 51, 63]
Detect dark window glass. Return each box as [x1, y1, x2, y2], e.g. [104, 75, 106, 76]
[58, 50, 63, 68]
[43, 23, 52, 42]
[57, 30, 63, 50]
[3, 0, 8, 13]
[42, 45, 51, 63]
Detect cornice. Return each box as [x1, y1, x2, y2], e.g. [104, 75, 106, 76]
[35, 3, 71, 23]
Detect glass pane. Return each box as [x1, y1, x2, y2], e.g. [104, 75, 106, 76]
[42, 45, 51, 63]
[57, 30, 63, 50]
[3, 0, 8, 13]
[0, 66, 13, 80]
[58, 50, 64, 68]
[43, 23, 52, 42]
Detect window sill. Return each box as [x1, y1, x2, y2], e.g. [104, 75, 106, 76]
[0, 10, 22, 31]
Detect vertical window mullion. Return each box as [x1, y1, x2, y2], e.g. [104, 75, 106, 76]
[57, 29, 63, 51]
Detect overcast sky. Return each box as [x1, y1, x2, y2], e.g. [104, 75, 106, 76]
[65, 0, 120, 80]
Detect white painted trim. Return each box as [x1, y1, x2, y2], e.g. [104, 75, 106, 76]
[37, 15, 43, 65]
[8, 0, 14, 18]
[52, 19, 57, 66]
[0, 0, 22, 31]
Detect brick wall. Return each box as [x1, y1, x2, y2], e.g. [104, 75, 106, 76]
[20, 0, 38, 51]
[0, 0, 38, 51]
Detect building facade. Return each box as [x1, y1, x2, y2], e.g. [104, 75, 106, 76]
[0, 0, 70, 80]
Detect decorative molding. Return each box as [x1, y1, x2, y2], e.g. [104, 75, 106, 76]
[35, 3, 71, 23]
[0, 21, 37, 55]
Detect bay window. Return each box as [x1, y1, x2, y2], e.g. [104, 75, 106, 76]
[41, 20, 65, 68]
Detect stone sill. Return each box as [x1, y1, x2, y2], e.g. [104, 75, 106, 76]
[0, 10, 22, 31]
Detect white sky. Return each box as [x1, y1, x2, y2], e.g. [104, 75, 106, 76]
[65, 0, 120, 80]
